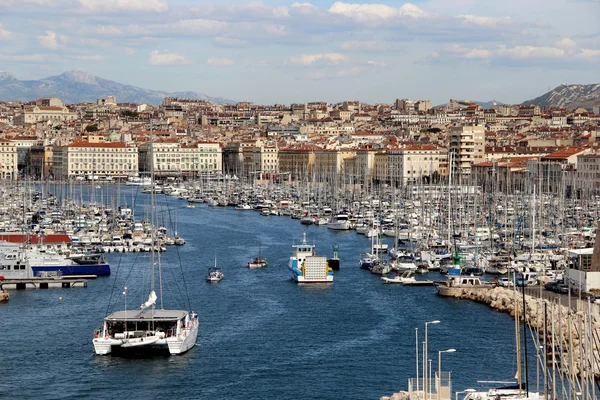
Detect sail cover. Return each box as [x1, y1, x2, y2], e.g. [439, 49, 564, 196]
[140, 290, 157, 309]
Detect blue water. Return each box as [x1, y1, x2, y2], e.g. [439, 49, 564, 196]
[0, 186, 537, 399]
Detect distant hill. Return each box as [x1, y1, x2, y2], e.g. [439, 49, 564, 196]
[0, 70, 235, 105]
[524, 83, 600, 110]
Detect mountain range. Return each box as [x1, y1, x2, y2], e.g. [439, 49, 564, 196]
[524, 83, 600, 110]
[0, 70, 235, 105]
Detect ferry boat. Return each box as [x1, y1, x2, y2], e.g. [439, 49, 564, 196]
[289, 233, 333, 283]
[0, 243, 110, 277]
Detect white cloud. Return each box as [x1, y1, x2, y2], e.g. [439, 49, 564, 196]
[496, 45, 565, 59]
[459, 15, 514, 27]
[0, 53, 47, 62]
[79, 0, 167, 13]
[340, 40, 389, 51]
[328, 2, 427, 22]
[149, 50, 191, 65]
[96, 25, 123, 36]
[307, 66, 365, 80]
[213, 37, 247, 47]
[288, 53, 346, 65]
[38, 31, 60, 49]
[0, 24, 12, 40]
[444, 44, 492, 60]
[367, 60, 387, 67]
[207, 56, 234, 66]
[124, 47, 136, 56]
[576, 48, 600, 60]
[556, 37, 576, 50]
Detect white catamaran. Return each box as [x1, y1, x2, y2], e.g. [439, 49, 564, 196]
[92, 120, 198, 356]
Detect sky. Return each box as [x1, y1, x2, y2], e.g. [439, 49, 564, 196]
[0, 0, 598, 105]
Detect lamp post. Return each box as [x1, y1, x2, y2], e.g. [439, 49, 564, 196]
[416, 328, 419, 394]
[438, 349, 456, 400]
[424, 320, 440, 400]
[455, 388, 476, 400]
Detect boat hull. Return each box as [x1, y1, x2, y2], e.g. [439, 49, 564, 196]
[32, 263, 111, 276]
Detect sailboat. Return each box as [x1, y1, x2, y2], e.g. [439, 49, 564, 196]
[92, 119, 198, 356]
[246, 243, 267, 269]
[207, 255, 224, 282]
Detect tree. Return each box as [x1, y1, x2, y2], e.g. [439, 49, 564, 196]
[85, 124, 99, 132]
[120, 110, 139, 118]
[426, 127, 442, 134]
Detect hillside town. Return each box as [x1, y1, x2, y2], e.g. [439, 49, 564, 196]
[1, 96, 600, 193]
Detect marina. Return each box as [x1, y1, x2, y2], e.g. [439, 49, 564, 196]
[1, 180, 599, 399]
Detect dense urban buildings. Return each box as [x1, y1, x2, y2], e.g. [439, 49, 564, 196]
[0, 95, 598, 189]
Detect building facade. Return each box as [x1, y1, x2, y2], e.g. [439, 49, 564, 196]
[53, 141, 138, 179]
[449, 125, 485, 176]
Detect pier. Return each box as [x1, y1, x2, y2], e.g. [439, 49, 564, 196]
[0, 278, 87, 290]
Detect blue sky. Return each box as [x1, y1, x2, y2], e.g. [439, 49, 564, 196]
[0, 0, 598, 104]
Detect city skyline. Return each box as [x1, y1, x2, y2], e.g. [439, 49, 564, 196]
[0, 0, 598, 105]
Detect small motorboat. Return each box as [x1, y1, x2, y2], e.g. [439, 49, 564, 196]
[186, 203, 195, 209]
[382, 271, 416, 284]
[247, 244, 267, 268]
[0, 289, 9, 303]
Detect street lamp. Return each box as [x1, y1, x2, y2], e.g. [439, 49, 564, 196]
[438, 349, 456, 400]
[424, 320, 440, 400]
[455, 388, 476, 400]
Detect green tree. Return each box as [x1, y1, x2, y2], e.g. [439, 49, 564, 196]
[85, 124, 99, 132]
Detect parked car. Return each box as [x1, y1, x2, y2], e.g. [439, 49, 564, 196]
[498, 277, 513, 287]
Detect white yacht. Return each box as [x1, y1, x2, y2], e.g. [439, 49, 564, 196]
[327, 214, 350, 230]
[125, 176, 152, 186]
[93, 120, 198, 356]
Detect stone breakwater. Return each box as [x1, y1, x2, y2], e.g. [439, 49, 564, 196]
[452, 286, 600, 378]
[381, 287, 600, 400]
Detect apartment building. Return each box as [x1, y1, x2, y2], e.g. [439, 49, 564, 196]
[53, 141, 138, 179]
[278, 147, 317, 180]
[139, 140, 222, 177]
[0, 139, 18, 180]
[449, 125, 485, 176]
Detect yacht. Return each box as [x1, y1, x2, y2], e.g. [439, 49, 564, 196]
[289, 232, 333, 283]
[327, 214, 350, 230]
[125, 176, 152, 186]
[206, 267, 224, 282]
[93, 120, 198, 356]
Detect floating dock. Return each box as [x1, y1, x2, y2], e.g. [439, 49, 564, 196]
[0, 279, 88, 290]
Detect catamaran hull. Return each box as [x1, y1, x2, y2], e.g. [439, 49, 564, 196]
[32, 263, 111, 276]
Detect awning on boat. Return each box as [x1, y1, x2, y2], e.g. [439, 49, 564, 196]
[105, 309, 188, 321]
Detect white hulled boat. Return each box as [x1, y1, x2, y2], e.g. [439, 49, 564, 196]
[93, 120, 198, 356]
[327, 214, 350, 230]
[289, 232, 333, 283]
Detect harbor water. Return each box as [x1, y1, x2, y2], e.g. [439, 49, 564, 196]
[0, 185, 536, 399]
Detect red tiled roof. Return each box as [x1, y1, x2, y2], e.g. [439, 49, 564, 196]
[67, 141, 125, 148]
